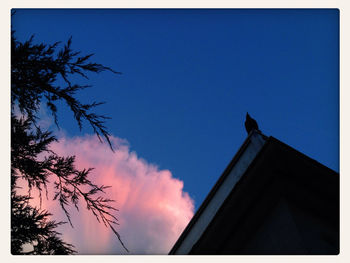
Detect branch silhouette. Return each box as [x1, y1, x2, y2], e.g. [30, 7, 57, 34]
[11, 31, 128, 254]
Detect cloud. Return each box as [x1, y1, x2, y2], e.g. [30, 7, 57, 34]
[21, 134, 194, 254]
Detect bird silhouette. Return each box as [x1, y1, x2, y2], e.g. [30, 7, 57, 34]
[245, 112, 260, 134]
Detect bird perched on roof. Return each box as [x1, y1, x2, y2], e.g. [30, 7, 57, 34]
[245, 112, 260, 134]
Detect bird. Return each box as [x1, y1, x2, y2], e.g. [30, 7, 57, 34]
[245, 112, 260, 134]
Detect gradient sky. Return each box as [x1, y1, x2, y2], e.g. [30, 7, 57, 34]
[12, 9, 339, 254]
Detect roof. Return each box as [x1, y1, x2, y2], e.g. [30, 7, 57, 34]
[169, 130, 267, 254]
[169, 130, 339, 254]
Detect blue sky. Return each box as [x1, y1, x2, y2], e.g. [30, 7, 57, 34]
[12, 8, 339, 211]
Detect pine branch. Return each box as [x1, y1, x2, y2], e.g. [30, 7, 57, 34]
[11, 33, 120, 151]
[11, 31, 127, 254]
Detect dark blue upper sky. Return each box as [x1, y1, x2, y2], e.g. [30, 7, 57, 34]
[12, 9, 339, 209]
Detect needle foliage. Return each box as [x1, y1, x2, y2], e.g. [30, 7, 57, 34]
[11, 31, 128, 254]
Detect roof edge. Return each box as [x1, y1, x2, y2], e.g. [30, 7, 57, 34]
[169, 130, 267, 254]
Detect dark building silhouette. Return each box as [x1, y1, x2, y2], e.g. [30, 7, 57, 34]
[169, 131, 339, 255]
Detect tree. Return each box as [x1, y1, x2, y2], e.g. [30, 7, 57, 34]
[11, 31, 128, 254]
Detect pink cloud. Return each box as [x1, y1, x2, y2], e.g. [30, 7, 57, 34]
[21, 134, 195, 254]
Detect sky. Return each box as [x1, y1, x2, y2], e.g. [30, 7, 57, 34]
[11, 9, 339, 254]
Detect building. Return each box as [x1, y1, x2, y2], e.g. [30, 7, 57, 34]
[169, 131, 339, 255]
